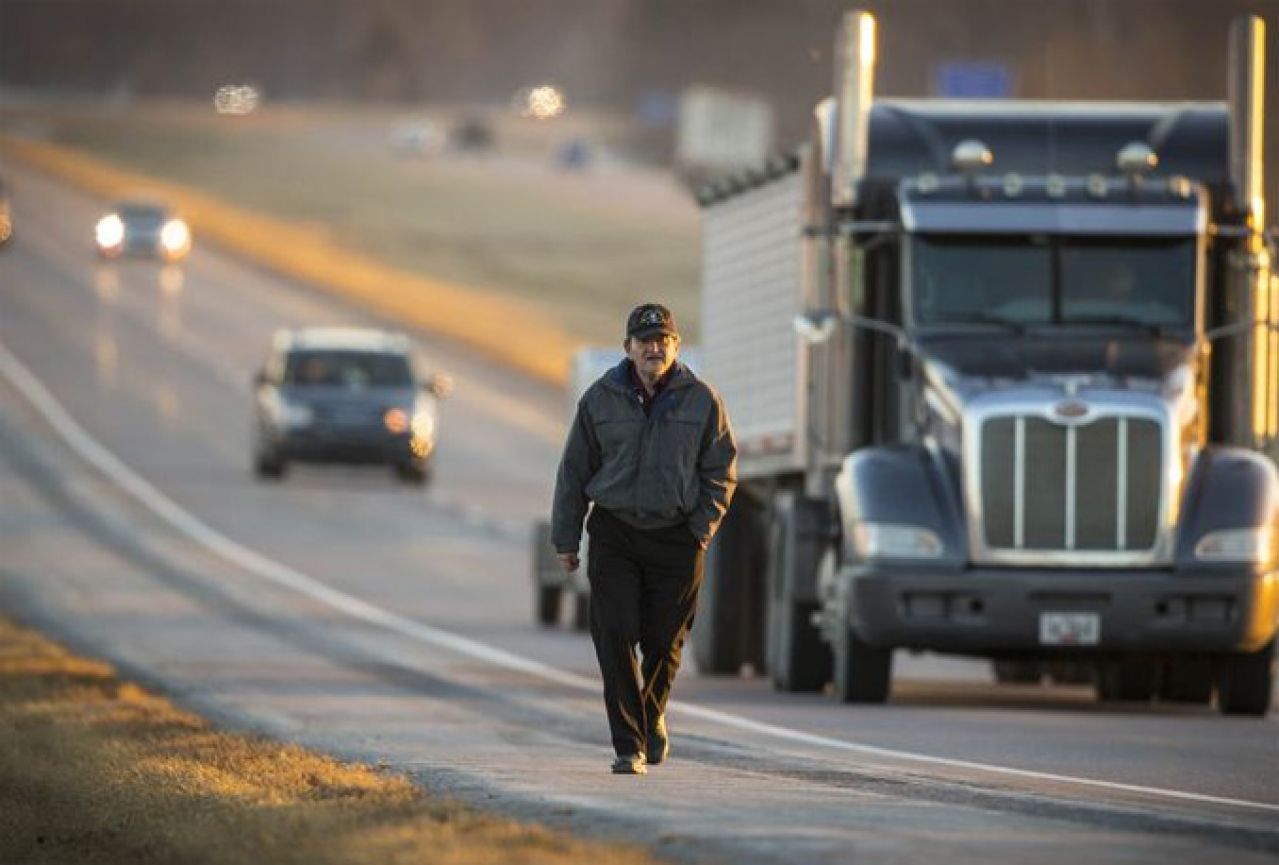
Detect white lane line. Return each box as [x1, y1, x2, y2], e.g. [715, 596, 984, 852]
[1, 337, 1275, 816]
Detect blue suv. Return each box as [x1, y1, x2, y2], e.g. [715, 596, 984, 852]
[252, 328, 449, 484]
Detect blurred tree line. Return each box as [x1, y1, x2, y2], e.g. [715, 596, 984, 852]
[1, 0, 1276, 197]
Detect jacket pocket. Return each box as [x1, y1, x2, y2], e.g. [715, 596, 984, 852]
[656, 417, 701, 511]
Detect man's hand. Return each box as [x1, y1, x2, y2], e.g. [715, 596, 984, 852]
[557, 552, 580, 574]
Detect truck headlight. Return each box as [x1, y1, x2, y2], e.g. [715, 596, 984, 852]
[1194, 527, 1273, 563]
[850, 523, 943, 560]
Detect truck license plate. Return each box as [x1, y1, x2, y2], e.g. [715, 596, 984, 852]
[1039, 612, 1101, 646]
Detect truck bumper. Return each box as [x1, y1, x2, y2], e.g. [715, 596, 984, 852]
[845, 565, 1279, 655]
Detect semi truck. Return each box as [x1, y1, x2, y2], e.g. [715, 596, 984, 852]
[692, 10, 1278, 715]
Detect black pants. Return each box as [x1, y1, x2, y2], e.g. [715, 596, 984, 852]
[586, 507, 704, 757]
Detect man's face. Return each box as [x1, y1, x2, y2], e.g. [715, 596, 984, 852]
[625, 332, 679, 381]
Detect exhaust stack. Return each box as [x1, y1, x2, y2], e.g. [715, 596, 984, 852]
[830, 10, 877, 208]
[1228, 15, 1266, 228]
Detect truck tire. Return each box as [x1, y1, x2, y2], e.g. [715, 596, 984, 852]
[767, 493, 832, 692]
[833, 625, 891, 704]
[1158, 659, 1214, 704]
[1217, 639, 1275, 716]
[1095, 659, 1156, 703]
[692, 533, 748, 673]
[536, 584, 561, 627]
[772, 600, 832, 692]
[691, 493, 765, 675]
[992, 660, 1042, 684]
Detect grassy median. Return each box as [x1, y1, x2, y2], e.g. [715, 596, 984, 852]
[0, 613, 661, 865]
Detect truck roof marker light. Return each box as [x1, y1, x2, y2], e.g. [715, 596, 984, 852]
[1046, 174, 1067, 198]
[1003, 174, 1024, 197]
[1117, 142, 1158, 178]
[1087, 174, 1109, 199]
[952, 139, 993, 173]
[1167, 176, 1192, 199]
[917, 173, 940, 194]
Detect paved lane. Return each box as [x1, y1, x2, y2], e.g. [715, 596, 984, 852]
[1, 162, 1275, 863]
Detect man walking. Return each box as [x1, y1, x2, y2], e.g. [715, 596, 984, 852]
[552, 303, 737, 775]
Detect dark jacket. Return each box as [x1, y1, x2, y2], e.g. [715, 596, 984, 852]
[552, 359, 737, 553]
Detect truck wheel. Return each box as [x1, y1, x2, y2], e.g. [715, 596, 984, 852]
[536, 584, 561, 627]
[767, 494, 833, 692]
[571, 591, 590, 631]
[992, 660, 1041, 684]
[771, 600, 832, 692]
[1158, 659, 1214, 704]
[833, 625, 891, 704]
[1217, 639, 1275, 717]
[691, 494, 765, 675]
[1095, 659, 1156, 703]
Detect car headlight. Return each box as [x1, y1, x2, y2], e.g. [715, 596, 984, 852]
[96, 214, 124, 248]
[849, 522, 943, 560]
[160, 219, 190, 253]
[1194, 527, 1273, 563]
[277, 400, 314, 428]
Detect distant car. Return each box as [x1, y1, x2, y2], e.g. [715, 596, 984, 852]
[251, 328, 450, 484]
[390, 118, 446, 158]
[95, 200, 191, 262]
[0, 176, 12, 247]
[450, 116, 495, 152]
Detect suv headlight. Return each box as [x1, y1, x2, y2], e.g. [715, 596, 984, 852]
[849, 523, 943, 560]
[1194, 527, 1273, 563]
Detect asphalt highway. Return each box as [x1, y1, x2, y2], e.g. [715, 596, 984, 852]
[1, 163, 1276, 864]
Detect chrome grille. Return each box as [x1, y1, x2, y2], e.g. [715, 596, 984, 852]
[979, 414, 1162, 553]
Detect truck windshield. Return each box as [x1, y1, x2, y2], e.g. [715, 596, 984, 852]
[911, 235, 1196, 329]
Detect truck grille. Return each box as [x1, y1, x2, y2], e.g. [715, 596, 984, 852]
[979, 415, 1162, 552]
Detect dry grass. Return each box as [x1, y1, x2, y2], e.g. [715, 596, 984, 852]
[0, 101, 702, 380]
[0, 613, 664, 865]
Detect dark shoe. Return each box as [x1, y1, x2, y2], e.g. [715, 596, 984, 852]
[646, 715, 670, 765]
[611, 753, 647, 775]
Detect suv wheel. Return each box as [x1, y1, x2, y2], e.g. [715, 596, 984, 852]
[254, 450, 286, 480]
[395, 462, 429, 485]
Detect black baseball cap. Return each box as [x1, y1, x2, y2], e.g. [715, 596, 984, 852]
[626, 303, 679, 340]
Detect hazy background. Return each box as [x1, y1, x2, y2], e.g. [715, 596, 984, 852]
[3, 1, 1277, 154]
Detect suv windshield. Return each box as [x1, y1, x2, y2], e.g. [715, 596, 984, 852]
[910, 235, 1196, 329]
[283, 350, 414, 388]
